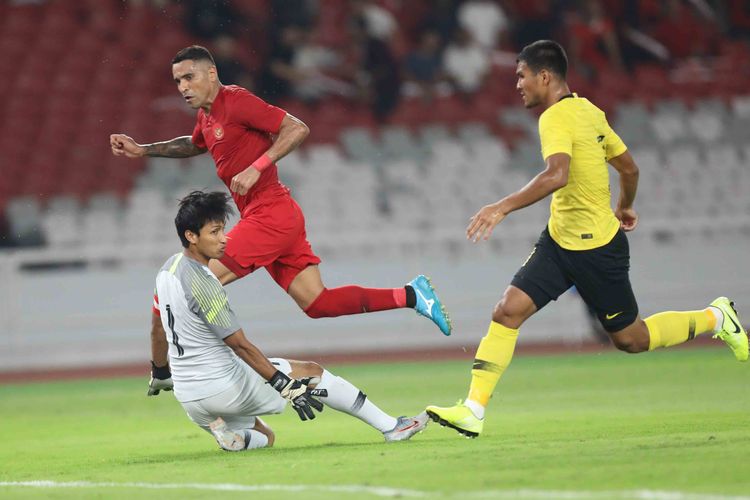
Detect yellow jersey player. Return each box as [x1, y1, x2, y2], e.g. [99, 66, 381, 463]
[426, 40, 748, 438]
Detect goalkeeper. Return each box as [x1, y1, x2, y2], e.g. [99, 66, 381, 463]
[148, 190, 428, 450]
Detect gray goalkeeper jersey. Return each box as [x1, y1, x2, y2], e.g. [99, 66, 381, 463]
[154, 253, 243, 403]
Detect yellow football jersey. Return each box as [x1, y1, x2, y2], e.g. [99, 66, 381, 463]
[538, 93, 628, 250]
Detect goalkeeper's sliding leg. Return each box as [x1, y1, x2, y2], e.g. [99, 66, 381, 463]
[185, 359, 429, 451]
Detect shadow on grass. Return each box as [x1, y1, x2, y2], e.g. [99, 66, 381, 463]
[112, 438, 442, 466]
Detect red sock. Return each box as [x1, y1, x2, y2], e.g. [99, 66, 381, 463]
[304, 286, 407, 318]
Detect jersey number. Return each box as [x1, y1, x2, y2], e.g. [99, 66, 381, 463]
[165, 304, 185, 357]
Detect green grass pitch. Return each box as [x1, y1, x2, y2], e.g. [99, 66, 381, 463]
[0, 347, 748, 499]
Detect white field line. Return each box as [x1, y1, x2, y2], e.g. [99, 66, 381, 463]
[0, 481, 748, 500]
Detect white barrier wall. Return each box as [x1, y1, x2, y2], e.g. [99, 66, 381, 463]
[1, 231, 748, 372]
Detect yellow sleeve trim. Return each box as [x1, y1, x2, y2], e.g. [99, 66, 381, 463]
[168, 253, 184, 275]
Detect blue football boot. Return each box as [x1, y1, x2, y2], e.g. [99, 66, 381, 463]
[408, 275, 452, 336]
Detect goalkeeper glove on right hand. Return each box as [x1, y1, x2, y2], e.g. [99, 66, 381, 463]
[269, 371, 324, 421]
[148, 361, 173, 396]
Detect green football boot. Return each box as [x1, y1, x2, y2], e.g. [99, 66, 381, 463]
[710, 297, 748, 362]
[425, 401, 483, 438]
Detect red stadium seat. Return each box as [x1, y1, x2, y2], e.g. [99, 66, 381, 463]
[4, 0, 750, 229]
[596, 71, 633, 102]
[389, 98, 432, 128]
[634, 65, 671, 107]
[465, 95, 503, 125]
[432, 96, 473, 124]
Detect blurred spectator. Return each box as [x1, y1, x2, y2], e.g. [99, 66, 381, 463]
[212, 35, 253, 89]
[350, 0, 398, 41]
[403, 31, 447, 101]
[422, 0, 461, 44]
[726, 0, 750, 38]
[616, 0, 669, 68]
[290, 30, 355, 103]
[507, 0, 558, 48]
[184, 0, 239, 39]
[0, 215, 9, 249]
[257, 26, 304, 103]
[269, 0, 317, 32]
[565, 0, 625, 78]
[443, 27, 491, 96]
[350, 17, 401, 122]
[651, 0, 719, 59]
[457, 0, 509, 50]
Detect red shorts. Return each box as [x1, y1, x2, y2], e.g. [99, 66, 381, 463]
[219, 195, 321, 290]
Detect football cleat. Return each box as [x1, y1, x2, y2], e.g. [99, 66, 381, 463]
[383, 412, 429, 442]
[710, 297, 748, 362]
[408, 275, 452, 336]
[209, 417, 246, 451]
[425, 401, 483, 438]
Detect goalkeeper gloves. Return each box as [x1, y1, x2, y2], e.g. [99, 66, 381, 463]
[269, 371, 324, 421]
[147, 361, 173, 396]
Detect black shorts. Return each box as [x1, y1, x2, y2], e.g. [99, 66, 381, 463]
[511, 227, 638, 333]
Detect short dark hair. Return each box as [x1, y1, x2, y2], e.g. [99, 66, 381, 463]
[172, 45, 216, 66]
[175, 191, 233, 248]
[517, 40, 568, 79]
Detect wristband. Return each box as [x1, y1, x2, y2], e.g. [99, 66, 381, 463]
[151, 361, 171, 380]
[269, 370, 291, 392]
[251, 153, 273, 172]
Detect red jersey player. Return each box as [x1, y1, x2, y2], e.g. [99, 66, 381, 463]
[111, 45, 451, 336]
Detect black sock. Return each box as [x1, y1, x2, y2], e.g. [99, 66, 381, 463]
[405, 286, 416, 308]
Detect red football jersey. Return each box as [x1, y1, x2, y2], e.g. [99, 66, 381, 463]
[191, 85, 289, 214]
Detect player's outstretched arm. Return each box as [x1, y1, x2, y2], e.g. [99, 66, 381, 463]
[223, 330, 323, 420]
[148, 312, 173, 396]
[609, 150, 639, 231]
[223, 329, 278, 380]
[110, 134, 207, 159]
[467, 153, 570, 242]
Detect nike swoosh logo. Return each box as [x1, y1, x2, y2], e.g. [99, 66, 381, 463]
[727, 313, 742, 334]
[397, 421, 420, 433]
[414, 289, 434, 318]
[605, 312, 623, 320]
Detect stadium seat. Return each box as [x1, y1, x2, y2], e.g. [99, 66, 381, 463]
[614, 102, 655, 146]
[417, 124, 451, 148]
[182, 157, 223, 191]
[388, 98, 431, 128]
[456, 122, 492, 144]
[381, 126, 427, 164]
[305, 143, 345, 166]
[498, 106, 538, 136]
[6, 196, 44, 247]
[136, 158, 187, 195]
[687, 104, 726, 144]
[634, 65, 671, 105]
[40, 196, 82, 249]
[432, 96, 472, 123]
[340, 127, 382, 164]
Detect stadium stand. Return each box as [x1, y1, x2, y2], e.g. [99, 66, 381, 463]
[1, 0, 749, 260]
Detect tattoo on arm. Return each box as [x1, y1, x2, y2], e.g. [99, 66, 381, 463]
[144, 136, 206, 158]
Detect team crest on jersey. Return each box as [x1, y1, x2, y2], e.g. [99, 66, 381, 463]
[213, 125, 224, 139]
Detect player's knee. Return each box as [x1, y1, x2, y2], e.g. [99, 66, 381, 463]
[302, 289, 328, 318]
[304, 305, 325, 318]
[302, 361, 323, 377]
[491, 301, 522, 328]
[289, 360, 324, 381]
[611, 332, 648, 353]
[612, 336, 637, 353]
